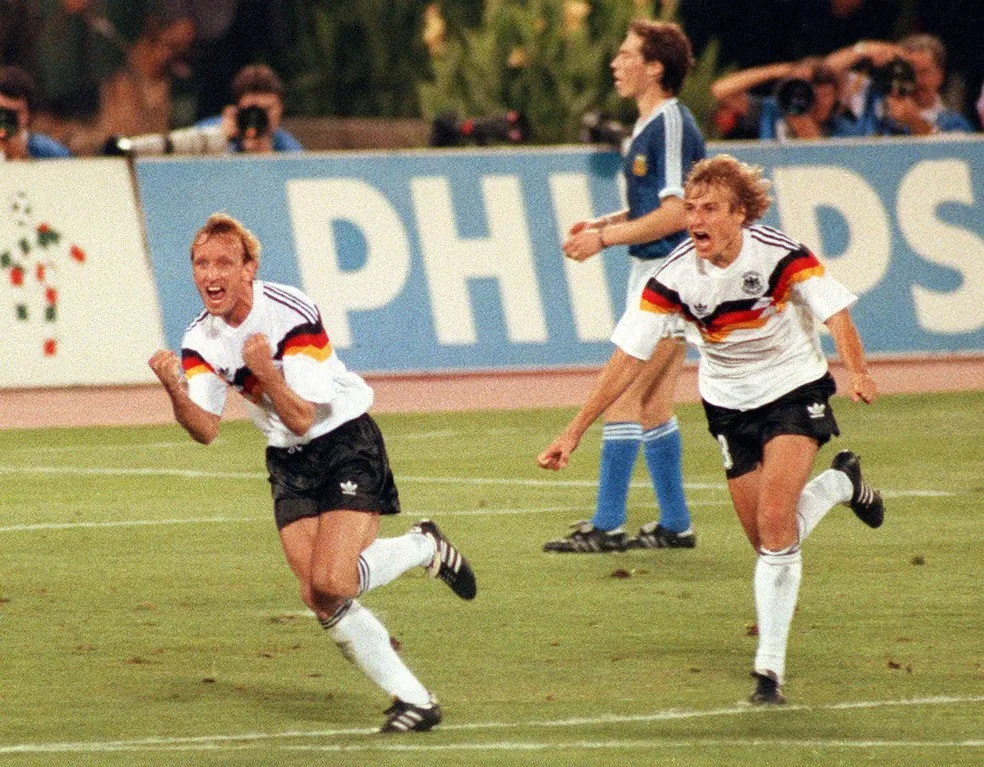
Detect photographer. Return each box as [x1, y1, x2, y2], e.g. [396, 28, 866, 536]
[825, 35, 973, 136]
[194, 64, 302, 153]
[0, 65, 72, 160]
[710, 58, 852, 141]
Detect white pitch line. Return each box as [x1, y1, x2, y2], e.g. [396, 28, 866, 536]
[0, 516, 259, 533]
[0, 695, 979, 755]
[9, 441, 207, 454]
[0, 464, 955, 498]
[0, 465, 264, 480]
[0, 499, 729, 534]
[285, 737, 984, 754]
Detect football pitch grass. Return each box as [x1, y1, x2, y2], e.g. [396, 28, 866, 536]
[0, 391, 981, 766]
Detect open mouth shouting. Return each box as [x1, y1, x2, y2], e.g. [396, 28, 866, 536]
[204, 284, 227, 308]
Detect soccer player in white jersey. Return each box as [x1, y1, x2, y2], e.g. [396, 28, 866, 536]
[148, 213, 476, 733]
[538, 154, 884, 705]
[544, 20, 705, 555]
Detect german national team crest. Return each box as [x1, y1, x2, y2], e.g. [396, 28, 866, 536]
[632, 154, 647, 176]
[741, 271, 765, 296]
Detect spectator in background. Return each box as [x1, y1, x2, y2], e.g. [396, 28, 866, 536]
[825, 34, 974, 135]
[711, 58, 853, 140]
[194, 64, 302, 153]
[888, 34, 974, 134]
[0, 65, 72, 159]
[162, 0, 291, 121]
[29, 0, 192, 154]
[100, 12, 196, 139]
[914, 0, 983, 132]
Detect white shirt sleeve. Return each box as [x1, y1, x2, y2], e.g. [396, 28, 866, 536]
[611, 305, 672, 360]
[794, 272, 857, 322]
[282, 351, 338, 405]
[186, 370, 227, 416]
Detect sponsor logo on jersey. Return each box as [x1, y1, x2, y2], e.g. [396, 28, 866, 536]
[632, 154, 648, 176]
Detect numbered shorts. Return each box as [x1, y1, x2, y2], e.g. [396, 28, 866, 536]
[266, 412, 401, 530]
[702, 373, 840, 479]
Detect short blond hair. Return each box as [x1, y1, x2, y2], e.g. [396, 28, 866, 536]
[190, 213, 262, 268]
[685, 154, 772, 224]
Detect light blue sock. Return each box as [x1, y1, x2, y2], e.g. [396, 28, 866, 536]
[591, 422, 642, 531]
[642, 417, 692, 533]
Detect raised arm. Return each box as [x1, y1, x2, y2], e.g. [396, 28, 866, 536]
[148, 350, 221, 444]
[710, 61, 796, 102]
[242, 333, 316, 436]
[563, 196, 686, 262]
[823, 40, 901, 75]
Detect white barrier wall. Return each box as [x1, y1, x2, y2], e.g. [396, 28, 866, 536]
[0, 158, 166, 387]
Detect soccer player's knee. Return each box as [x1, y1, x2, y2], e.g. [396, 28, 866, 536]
[310, 572, 357, 606]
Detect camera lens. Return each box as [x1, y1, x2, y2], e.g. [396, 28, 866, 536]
[775, 78, 816, 117]
[0, 107, 19, 136]
[235, 105, 270, 136]
[872, 57, 917, 97]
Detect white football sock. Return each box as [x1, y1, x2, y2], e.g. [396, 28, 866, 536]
[753, 546, 803, 684]
[796, 469, 853, 542]
[324, 600, 431, 705]
[358, 533, 435, 595]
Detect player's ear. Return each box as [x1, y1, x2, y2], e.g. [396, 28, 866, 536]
[647, 59, 664, 85]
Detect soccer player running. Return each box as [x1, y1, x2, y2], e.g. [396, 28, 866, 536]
[544, 20, 705, 554]
[149, 214, 476, 733]
[538, 155, 884, 704]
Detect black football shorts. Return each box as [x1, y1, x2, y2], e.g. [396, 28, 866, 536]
[702, 373, 840, 479]
[266, 413, 401, 530]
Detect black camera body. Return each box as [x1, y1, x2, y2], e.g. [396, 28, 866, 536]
[579, 111, 630, 147]
[235, 104, 271, 137]
[0, 106, 20, 137]
[774, 78, 816, 117]
[430, 111, 529, 147]
[855, 56, 917, 98]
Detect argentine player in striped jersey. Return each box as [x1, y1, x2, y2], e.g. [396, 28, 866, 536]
[544, 20, 706, 555]
[148, 214, 476, 733]
[539, 155, 885, 705]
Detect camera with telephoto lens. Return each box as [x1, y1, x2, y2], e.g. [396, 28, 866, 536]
[103, 125, 228, 157]
[235, 104, 271, 137]
[429, 111, 529, 147]
[774, 78, 816, 117]
[0, 106, 19, 137]
[853, 56, 917, 98]
[579, 111, 630, 147]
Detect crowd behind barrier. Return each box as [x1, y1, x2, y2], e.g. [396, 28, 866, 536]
[0, 138, 981, 391]
[1, 1, 981, 163]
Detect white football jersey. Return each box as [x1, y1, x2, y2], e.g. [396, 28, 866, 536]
[612, 225, 857, 410]
[181, 280, 373, 447]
